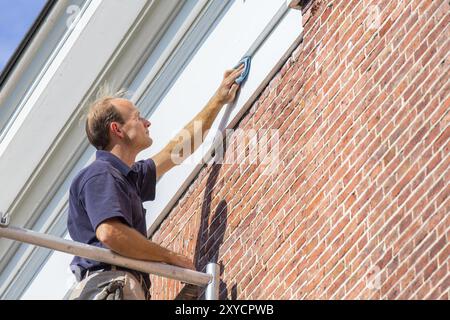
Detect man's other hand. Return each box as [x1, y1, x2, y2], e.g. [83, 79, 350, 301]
[170, 252, 196, 270]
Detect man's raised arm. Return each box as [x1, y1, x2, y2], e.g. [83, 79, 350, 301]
[152, 65, 244, 179]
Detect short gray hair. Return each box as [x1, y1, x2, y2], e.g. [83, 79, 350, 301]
[85, 84, 128, 150]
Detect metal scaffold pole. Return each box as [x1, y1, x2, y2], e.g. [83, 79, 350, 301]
[0, 218, 219, 299]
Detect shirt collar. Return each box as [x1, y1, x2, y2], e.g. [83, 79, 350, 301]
[96, 150, 134, 176]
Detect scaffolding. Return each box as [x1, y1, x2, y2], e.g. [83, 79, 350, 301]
[0, 213, 219, 300]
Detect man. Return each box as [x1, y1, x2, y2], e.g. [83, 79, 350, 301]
[68, 65, 244, 300]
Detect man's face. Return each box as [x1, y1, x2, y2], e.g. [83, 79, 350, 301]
[112, 98, 152, 151]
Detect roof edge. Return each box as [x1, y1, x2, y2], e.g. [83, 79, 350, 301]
[0, 0, 57, 89]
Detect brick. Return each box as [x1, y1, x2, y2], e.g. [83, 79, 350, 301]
[151, 0, 450, 300]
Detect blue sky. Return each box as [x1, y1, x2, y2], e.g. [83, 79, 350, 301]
[0, 0, 47, 73]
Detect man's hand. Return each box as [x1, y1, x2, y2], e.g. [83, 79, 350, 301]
[214, 64, 245, 105]
[96, 218, 196, 270]
[168, 252, 196, 270]
[152, 65, 246, 179]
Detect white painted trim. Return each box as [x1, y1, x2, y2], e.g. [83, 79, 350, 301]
[0, 0, 90, 140]
[131, 0, 210, 103]
[0, 0, 148, 214]
[137, 1, 303, 235]
[0, 0, 152, 298]
[0, 0, 218, 299]
[0, 0, 303, 300]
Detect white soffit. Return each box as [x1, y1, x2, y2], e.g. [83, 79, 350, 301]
[0, 0, 303, 299]
[0, 0, 216, 299]
[138, 0, 303, 235]
[0, 0, 148, 214]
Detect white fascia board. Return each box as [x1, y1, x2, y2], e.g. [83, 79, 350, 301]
[139, 3, 303, 236]
[0, 0, 202, 299]
[0, 0, 88, 137]
[20, 233, 75, 300]
[0, 0, 147, 214]
[1, 0, 302, 300]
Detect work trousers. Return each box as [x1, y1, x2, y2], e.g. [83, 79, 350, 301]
[69, 269, 150, 300]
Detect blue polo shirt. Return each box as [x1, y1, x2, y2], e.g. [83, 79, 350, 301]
[67, 150, 156, 281]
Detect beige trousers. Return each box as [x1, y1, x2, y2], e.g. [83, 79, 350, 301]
[69, 270, 147, 300]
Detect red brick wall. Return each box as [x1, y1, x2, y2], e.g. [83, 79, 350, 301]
[150, 0, 449, 299]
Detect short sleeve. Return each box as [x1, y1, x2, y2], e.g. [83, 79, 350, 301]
[80, 173, 132, 231]
[132, 158, 156, 202]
